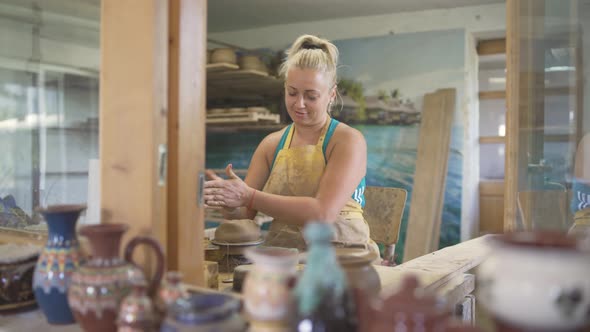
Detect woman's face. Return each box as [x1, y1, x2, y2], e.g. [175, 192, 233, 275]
[285, 67, 335, 127]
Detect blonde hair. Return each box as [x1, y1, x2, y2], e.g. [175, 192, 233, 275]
[279, 34, 339, 87]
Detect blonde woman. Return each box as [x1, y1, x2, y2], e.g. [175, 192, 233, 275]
[204, 34, 377, 254]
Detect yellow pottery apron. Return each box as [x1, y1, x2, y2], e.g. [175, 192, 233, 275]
[262, 118, 378, 254]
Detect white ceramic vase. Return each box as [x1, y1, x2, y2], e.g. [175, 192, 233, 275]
[243, 246, 298, 322]
[477, 232, 590, 331]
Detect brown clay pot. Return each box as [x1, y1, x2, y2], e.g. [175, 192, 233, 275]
[67, 224, 164, 332]
[337, 250, 381, 300]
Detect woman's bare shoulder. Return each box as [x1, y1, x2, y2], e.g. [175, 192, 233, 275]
[325, 122, 366, 158]
[332, 122, 366, 144]
[257, 125, 290, 155]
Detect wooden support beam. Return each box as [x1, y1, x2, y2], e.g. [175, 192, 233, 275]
[99, 0, 168, 265]
[167, 0, 207, 286]
[479, 136, 505, 144]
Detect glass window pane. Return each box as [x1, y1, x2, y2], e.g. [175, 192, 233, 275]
[0, 1, 100, 231]
[480, 143, 506, 180]
[508, 0, 590, 231]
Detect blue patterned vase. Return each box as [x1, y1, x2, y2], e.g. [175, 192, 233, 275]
[33, 204, 86, 324]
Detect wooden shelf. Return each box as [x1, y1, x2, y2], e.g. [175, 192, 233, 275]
[479, 87, 573, 100]
[479, 136, 505, 144]
[477, 38, 506, 56]
[206, 123, 285, 133]
[479, 90, 506, 100]
[480, 134, 574, 144]
[206, 63, 283, 100]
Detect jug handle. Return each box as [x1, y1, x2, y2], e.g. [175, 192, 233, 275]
[124, 236, 165, 296]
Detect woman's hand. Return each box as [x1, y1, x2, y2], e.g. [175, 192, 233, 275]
[204, 164, 253, 209]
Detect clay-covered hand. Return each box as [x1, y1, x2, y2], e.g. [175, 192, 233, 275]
[204, 164, 252, 209]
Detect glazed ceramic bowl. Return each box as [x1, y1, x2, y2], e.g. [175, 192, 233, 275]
[161, 293, 245, 332]
[477, 232, 590, 331]
[210, 48, 237, 64]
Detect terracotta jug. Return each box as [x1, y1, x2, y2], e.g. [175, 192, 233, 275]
[67, 223, 164, 332]
[356, 275, 481, 332]
[33, 204, 86, 324]
[336, 248, 381, 300]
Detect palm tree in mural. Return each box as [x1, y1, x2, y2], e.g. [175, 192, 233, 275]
[338, 78, 366, 122]
[377, 89, 390, 102]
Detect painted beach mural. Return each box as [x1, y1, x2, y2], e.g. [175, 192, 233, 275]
[206, 29, 466, 261]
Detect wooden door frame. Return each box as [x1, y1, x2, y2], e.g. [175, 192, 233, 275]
[167, 0, 207, 285]
[100, 0, 169, 258]
[100, 0, 207, 285]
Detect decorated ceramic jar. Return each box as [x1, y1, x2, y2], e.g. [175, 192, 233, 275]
[33, 204, 86, 324]
[477, 232, 590, 331]
[156, 271, 188, 320]
[117, 280, 156, 332]
[243, 246, 298, 323]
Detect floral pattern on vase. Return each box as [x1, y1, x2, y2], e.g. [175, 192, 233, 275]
[33, 204, 86, 324]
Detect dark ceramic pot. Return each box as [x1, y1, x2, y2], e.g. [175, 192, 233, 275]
[0, 244, 40, 312]
[32, 204, 86, 324]
[68, 223, 164, 332]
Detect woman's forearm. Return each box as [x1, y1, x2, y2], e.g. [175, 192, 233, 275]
[249, 190, 337, 226]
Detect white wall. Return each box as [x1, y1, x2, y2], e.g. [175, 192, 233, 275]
[210, 3, 506, 50]
[0, 2, 100, 222]
[462, 33, 481, 239]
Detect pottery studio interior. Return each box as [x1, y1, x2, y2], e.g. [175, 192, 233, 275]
[1, 0, 590, 331]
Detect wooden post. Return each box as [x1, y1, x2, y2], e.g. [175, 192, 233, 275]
[167, 0, 207, 286]
[403, 88, 456, 262]
[99, 0, 168, 264]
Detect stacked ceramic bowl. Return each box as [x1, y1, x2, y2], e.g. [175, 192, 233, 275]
[238, 55, 268, 74]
